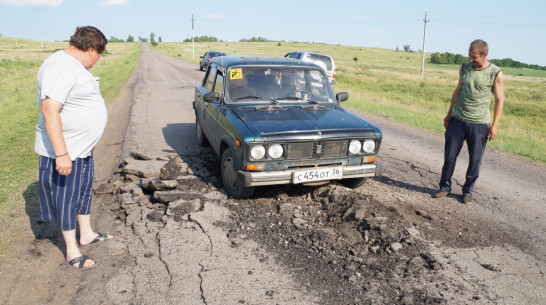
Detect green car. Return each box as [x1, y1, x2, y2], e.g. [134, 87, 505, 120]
[193, 56, 382, 198]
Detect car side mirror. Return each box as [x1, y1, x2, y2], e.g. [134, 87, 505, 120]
[336, 92, 348, 103]
[204, 92, 221, 103]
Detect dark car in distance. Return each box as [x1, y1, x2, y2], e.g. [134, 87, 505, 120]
[199, 51, 226, 71]
[193, 56, 382, 198]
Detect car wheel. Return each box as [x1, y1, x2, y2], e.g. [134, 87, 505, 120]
[199, 64, 204, 71]
[339, 177, 367, 189]
[221, 148, 254, 199]
[195, 120, 209, 146]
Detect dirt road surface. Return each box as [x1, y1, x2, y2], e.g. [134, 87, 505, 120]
[1, 44, 544, 304]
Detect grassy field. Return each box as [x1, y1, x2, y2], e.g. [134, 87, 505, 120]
[153, 41, 546, 164]
[0, 37, 141, 256]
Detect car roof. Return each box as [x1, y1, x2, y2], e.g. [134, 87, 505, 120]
[288, 51, 333, 58]
[210, 56, 321, 69]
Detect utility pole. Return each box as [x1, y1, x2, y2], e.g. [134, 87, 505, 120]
[191, 14, 195, 60]
[420, 12, 429, 77]
[41, 33, 44, 50]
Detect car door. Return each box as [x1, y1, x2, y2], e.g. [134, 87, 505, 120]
[202, 65, 225, 152]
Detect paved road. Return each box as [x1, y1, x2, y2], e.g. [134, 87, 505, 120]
[352, 110, 546, 260]
[95, 44, 319, 304]
[109, 44, 546, 303]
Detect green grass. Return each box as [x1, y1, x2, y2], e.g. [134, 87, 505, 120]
[152, 41, 546, 164]
[0, 37, 141, 256]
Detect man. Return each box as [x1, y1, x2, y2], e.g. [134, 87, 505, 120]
[35, 26, 113, 270]
[434, 39, 504, 204]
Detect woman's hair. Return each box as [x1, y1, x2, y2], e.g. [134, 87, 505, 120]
[69, 26, 108, 54]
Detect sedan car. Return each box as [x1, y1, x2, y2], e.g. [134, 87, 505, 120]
[285, 51, 336, 89]
[193, 56, 382, 198]
[199, 51, 226, 71]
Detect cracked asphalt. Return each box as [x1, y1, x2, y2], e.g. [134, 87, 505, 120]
[0, 44, 544, 305]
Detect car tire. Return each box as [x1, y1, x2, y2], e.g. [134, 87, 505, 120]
[199, 64, 204, 71]
[221, 148, 254, 199]
[339, 177, 367, 189]
[196, 120, 209, 146]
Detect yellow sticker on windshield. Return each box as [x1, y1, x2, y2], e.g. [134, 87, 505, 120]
[230, 68, 243, 80]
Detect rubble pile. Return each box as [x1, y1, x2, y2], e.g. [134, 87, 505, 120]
[95, 152, 452, 304]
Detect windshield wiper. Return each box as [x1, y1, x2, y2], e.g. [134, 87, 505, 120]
[232, 95, 265, 101]
[274, 96, 302, 101]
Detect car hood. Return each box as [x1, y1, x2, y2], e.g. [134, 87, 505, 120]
[231, 104, 378, 141]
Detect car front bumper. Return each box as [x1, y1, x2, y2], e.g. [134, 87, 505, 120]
[239, 163, 382, 187]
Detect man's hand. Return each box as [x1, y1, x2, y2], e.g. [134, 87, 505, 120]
[55, 154, 72, 176]
[443, 115, 451, 129]
[488, 125, 498, 141]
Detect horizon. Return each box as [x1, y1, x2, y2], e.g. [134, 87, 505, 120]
[3, 35, 544, 68]
[1, 0, 545, 66]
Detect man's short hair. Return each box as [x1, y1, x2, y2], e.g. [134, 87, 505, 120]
[469, 39, 488, 55]
[69, 26, 108, 54]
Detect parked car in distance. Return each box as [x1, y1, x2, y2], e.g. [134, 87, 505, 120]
[199, 51, 226, 71]
[284, 51, 336, 89]
[193, 56, 382, 199]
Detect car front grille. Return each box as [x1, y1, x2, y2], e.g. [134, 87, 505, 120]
[286, 140, 348, 159]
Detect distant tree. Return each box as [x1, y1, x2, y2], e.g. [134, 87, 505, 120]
[239, 36, 269, 42]
[109, 36, 124, 42]
[403, 44, 412, 52]
[430, 52, 545, 70]
[158, 36, 162, 43]
[127, 35, 135, 43]
[353, 57, 358, 62]
[183, 36, 218, 42]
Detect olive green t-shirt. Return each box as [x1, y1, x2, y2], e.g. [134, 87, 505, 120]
[452, 62, 501, 124]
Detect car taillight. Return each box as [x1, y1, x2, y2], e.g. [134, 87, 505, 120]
[333, 68, 336, 78]
[209, 57, 213, 61]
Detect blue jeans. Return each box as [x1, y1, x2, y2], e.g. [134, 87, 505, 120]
[439, 117, 489, 197]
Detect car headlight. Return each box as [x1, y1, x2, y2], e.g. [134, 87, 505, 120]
[348, 140, 362, 155]
[268, 144, 284, 159]
[250, 145, 266, 160]
[363, 139, 375, 153]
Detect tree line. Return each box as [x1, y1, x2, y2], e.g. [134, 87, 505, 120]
[109, 33, 162, 46]
[182, 36, 273, 42]
[430, 52, 545, 70]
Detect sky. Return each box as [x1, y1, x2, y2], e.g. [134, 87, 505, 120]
[1, 0, 545, 66]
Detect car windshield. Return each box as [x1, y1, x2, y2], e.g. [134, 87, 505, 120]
[209, 52, 225, 57]
[227, 66, 334, 103]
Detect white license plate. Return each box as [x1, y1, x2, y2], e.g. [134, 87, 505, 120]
[293, 167, 343, 184]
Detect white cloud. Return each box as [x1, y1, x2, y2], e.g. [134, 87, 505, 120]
[98, 0, 129, 6]
[0, 0, 62, 7]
